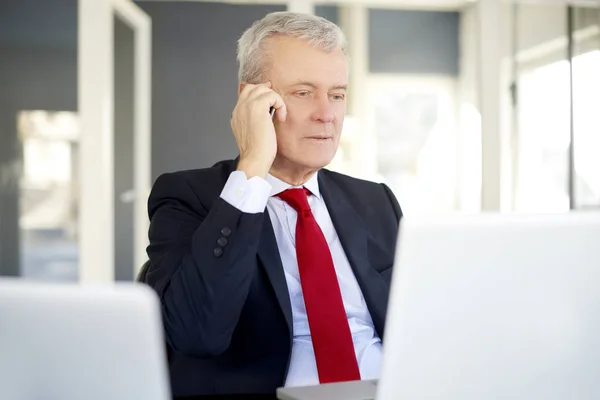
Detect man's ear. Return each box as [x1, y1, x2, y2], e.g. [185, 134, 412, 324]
[238, 82, 247, 96]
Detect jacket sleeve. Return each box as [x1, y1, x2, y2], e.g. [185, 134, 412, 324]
[144, 172, 266, 358]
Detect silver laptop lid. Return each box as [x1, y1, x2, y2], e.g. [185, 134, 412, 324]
[0, 280, 171, 400]
[378, 212, 600, 400]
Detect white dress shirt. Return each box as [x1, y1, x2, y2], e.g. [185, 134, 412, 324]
[220, 170, 383, 387]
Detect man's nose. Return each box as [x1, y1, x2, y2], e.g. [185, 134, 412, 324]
[311, 95, 335, 123]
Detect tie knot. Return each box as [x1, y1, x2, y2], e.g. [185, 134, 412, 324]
[278, 187, 311, 213]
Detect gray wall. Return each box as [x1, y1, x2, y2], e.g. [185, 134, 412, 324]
[113, 17, 136, 281]
[136, 2, 286, 179]
[369, 9, 460, 75]
[316, 5, 339, 25]
[0, 0, 78, 275]
[0, 106, 21, 276]
[0, 1, 77, 111]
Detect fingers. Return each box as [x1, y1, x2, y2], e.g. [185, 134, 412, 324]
[238, 82, 272, 102]
[269, 94, 287, 123]
[238, 82, 287, 122]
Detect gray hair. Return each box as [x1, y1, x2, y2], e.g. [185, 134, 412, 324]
[236, 11, 347, 83]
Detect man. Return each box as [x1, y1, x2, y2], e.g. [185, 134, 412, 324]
[144, 11, 402, 398]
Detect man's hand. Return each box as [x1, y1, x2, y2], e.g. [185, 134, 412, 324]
[231, 82, 287, 179]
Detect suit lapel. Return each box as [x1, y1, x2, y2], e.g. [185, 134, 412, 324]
[318, 171, 389, 337]
[257, 208, 293, 336]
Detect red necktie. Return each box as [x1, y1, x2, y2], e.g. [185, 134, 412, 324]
[278, 188, 361, 384]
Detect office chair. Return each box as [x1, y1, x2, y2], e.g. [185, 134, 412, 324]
[137, 260, 151, 282]
[136, 260, 172, 364]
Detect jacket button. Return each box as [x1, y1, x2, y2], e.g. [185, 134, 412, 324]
[217, 237, 228, 247]
[220, 227, 232, 237]
[213, 247, 224, 258]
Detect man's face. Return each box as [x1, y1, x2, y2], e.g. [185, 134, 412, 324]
[268, 36, 348, 172]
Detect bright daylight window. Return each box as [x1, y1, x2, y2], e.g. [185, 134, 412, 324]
[516, 50, 600, 212]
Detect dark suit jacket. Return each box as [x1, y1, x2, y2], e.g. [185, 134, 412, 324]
[144, 158, 402, 398]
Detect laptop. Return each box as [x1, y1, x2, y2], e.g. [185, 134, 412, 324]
[278, 211, 600, 400]
[0, 280, 171, 400]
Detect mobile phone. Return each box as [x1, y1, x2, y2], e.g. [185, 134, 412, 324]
[269, 107, 275, 119]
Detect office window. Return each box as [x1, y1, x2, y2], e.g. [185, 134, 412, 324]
[18, 110, 79, 281]
[516, 60, 571, 213]
[367, 76, 458, 215]
[573, 50, 600, 209]
[510, 3, 600, 212]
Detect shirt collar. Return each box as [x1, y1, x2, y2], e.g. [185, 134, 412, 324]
[266, 171, 321, 200]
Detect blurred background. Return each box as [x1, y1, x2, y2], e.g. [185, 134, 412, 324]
[0, 0, 598, 283]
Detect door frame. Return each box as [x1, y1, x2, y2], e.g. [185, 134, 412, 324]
[78, 0, 151, 282]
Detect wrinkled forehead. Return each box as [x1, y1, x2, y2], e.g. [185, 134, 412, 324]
[265, 36, 348, 88]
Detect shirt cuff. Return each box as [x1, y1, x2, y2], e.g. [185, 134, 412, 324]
[220, 170, 272, 214]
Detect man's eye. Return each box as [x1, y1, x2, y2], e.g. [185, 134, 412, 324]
[331, 94, 345, 101]
[296, 91, 309, 97]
